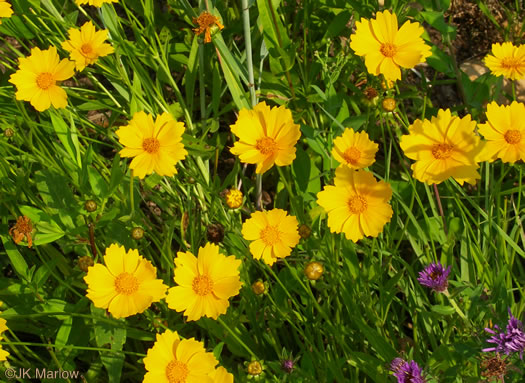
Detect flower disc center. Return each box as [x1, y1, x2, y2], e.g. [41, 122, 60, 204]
[114, 272, 139, 295]
[501, 57, 520, 70]
[380, 43, 397, 58]
[342, 147, 361, 165]
[36, 72, 55, 90]
[142, 137, 160, 153]
[260, 225, 280, 246]
[81, 43, 93, 55]
[504, 130, 521, 144]
[192, 275, 214, 296]
[348, 195, 368, 214]
[165, 360, 189, 383]
[431, 143, 453, 159]
[255, 137, 278, 155]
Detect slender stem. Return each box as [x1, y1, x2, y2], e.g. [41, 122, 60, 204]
[512, 80, 517, 101]
[443, 290, 468, 322]
[433, 183, 447, 235]
[217, 317, 256, 358]
[130, 170, 135, 216]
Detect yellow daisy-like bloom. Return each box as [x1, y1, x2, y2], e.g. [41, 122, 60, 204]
[241, 209, 300, 266]
[143, 330, 218, 383]
[0, 318, 9, 361]
[477, 101, 525, 163]
[76, 0, 118, 7]
[400, 109, 483, 185]
[84, 244, 168, 319]
[61, 21, 114, 72]
[0, 0, 13, 23]
[116, 111, 188, 179]
[211, 366, 234, 383]
[230, 101, 301, 174]
[332, 128, 378, 169]
[484, 42, 525, 80]
[317, 167, 393, 242]
[166, 243, 242, 321]
[224, 189, 243, 209]
[350, 10, 431, 82]
[193, 11, 224, 44]
[8, 46, 75, 112]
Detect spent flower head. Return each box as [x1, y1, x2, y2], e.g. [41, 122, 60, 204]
[193, 11, 224, 43]
[9, 216, 33, 248]
[417, 262, 451, 293]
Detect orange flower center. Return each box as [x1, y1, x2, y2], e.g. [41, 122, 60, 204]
[142, 137, 160, 154]
[501, 57, 521, 70]
[260, 225, 280, 245]
[255, 137, 278, 155]
[81, 43, 93, 55]
[431, 143, 454, 159]
[342, 147, 361, 165]
[380, 43, 397, 58]
[36, 72, 55, 90]
[348, 195, 368, 214]
[165, 360, 189, 383]
[114, 272, 139, 295]
[192, 275, 213, 296]
[504, 130, 521, 144]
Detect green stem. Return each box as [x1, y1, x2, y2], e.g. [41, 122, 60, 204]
[217, 317, 256, 358]
[443, 290, 468, 322]
[130, 170, 135, 216]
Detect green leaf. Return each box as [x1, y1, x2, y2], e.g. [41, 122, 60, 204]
[292, 147, 311, 194]
[49, 110, 82, 168]
[431, 305, 456, 316]
[0, 235, 29, 281]
[420, 11, 456, 40]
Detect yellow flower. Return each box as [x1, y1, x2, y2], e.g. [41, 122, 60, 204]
[0, 0, 13, 23]
[230, 101, 301, 174]
[0, 318, 9, 361]
[166, 243, 242, 321]
[143, 330, 218, 383]
[484, 42, 525, 80]
[241, 209, 300, 266]
[76, 0, 118, 7]
[84, 244, 168, 319]
[350, 10, 431, 82]
[225, 189, 243, 209]
[400, 109, 482, 185]
[316, 167, 393, 242]
[332, 129, 378, 169]
[477, 101, 525, 163]
[116, 111, 188, 179]
[61, 21, 114, 71]
[193, 11, 224, 43]
[211, 366, 234, 383]
[8, 46, 75, 112]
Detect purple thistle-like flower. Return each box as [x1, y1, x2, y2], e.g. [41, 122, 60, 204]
[483, 309, 525, 359]
[417, 262, 451, 293]
[390, 359, 426, 383]
[281, 359, 294, 373]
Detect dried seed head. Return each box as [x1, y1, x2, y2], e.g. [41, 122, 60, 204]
[206, 223, 225, 243]
[298, 224, 311, 239]
[78, 256, 94, 272]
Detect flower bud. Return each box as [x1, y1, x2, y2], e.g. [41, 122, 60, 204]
[84, 200, 97, 212]
[247, 361, 263, 376]
[304, 261, 324, 280]
[4, 128, 14, 138]
[251, 280, 266, 295]
[131, 227, 144, 240]
[382, 98, 396, 112]
[224, 189, 243, 209]
[298, 224, 311, 239]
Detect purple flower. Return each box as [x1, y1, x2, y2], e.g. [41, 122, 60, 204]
[390, 358, 426, 383]
[483, 309, 525, 359]
[281, 359, 294, 373]
[417, 262, 451, 292]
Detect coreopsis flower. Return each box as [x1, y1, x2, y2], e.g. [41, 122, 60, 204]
[316, 167, 393, 242]
[350, 10, 431, 82]
[166, 243, 242, 321]
[76, 0, 118, 7]
[211, 366, 234, 383]
[391, 358, 426, 383]
[477, 101, 525, 163]
[417, 262, 451, 293]
[9, 46, 75, 112]
[116, 111, 187, 179]
[224, 189, 243, 209]
[485, 42, 525, 80]
[331, 128, 378, 169]
[400, 109, 483, 185]
[0, 318, 9, 361]
[193, 11, 224, 43]
[61, 21, 114, 71]
[143, 330, 218, 383]
[84, 244, 168, 319]
[230, 101, 301, 174]
[483, 309, 525, 358]
[241, 209, 300, 266]
[9, 216, 33, 248]
[0, 0, 13, 23]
